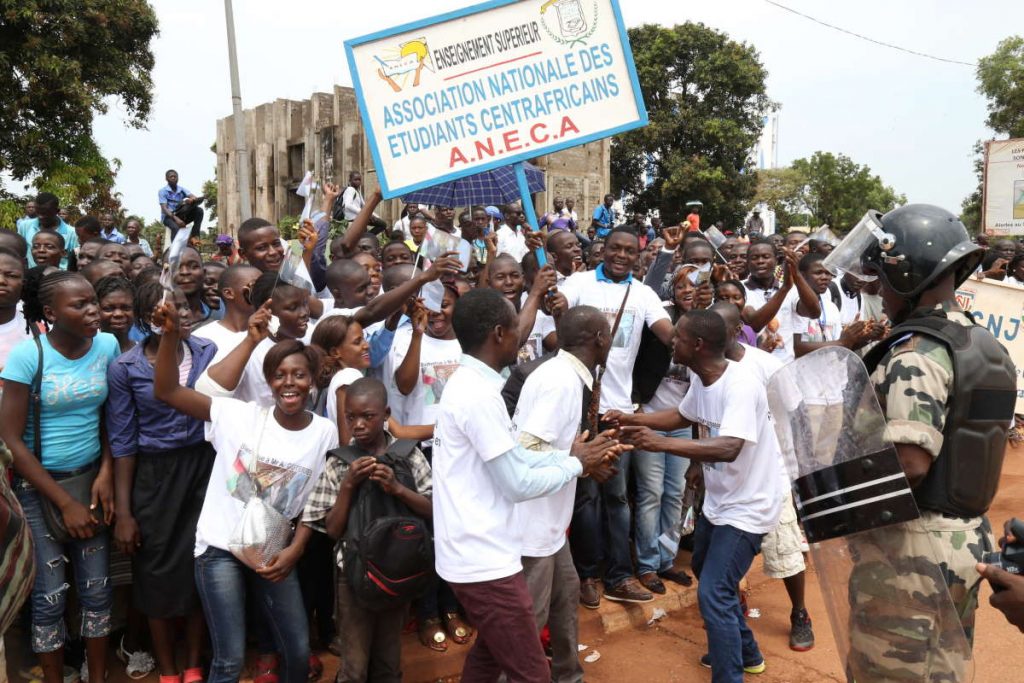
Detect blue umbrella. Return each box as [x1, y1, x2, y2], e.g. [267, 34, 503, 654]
[401, 161, 545, 207]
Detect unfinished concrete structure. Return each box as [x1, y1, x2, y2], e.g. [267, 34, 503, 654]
[214, 85, 610, 235]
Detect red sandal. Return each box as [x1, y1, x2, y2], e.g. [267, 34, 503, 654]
[253, 654, 279, 683]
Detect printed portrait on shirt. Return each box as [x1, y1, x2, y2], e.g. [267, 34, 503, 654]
[422, 361, 460, 405]
[604, 309, 635, 349]
[517, 333, 544, 365]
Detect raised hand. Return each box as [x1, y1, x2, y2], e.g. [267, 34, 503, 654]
[247, 300, 274, 344]
[425, 252, 462, 280]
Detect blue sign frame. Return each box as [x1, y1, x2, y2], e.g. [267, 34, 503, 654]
[344, 0, 648, 199]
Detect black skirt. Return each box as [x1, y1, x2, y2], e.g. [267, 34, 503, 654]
[131, 441, 215, 618]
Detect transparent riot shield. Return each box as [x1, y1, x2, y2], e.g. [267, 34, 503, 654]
[767, 346, 974, 683]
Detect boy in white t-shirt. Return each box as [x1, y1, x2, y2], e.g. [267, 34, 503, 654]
[609, 310, 782, 681]
[511, 306, 612, 683]
[432, 289, 625, 682]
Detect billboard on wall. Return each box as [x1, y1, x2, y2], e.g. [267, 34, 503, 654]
[345, 0, 647, 198]
[983, 138, 1024, 235]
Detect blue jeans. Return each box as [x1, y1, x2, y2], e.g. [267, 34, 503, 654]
[599, 449, 633, 587]
[195, 547, 310, 683]
[15, 482, 113, 653]
[691, 515, 765, 683]
[633, 428, 690, 574]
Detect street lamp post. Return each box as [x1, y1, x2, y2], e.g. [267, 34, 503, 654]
[224, 0, 252, 225]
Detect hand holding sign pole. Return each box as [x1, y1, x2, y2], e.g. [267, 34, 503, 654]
[515, 162, 548, 267]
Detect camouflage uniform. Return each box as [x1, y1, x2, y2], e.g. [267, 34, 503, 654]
[849, 302, 994, 681]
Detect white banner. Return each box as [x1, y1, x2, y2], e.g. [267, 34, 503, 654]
[956, 277, 1024, 411]
[345, 0, 646, 198]
[983, 138, 1024, 235]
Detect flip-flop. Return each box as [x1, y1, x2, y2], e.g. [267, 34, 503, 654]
[418, 617, 448, 652]
[442, 612, 474, 645]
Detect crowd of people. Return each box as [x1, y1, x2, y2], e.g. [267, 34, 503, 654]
[0, 177, 1022, 683]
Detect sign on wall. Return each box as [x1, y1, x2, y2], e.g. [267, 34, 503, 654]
[345, 0, 647, 198]
[956, 277, 1024, 411]
[983, 138, 1024, 236]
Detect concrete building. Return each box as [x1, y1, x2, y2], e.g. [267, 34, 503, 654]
[215, 85, 610, 235]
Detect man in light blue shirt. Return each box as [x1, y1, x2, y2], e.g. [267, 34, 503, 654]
[15, 199, 37, 233]
[17, 192, 78, 269]
[591, 193, 616, 239]
[158, 169, 202, 242]
[98, 211, 127, 244]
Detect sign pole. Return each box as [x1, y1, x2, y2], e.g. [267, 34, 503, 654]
[515, 162, 547, 267]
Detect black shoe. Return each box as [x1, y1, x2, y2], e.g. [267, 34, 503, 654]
[789, 608, 815, 651]
[699, 654, 766, 674]
[579, 578, 601, 609]
[658, 569, 693, 587]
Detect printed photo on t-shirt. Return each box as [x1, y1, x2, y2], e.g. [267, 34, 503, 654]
[517, 334, 545, 365]
[422, 361, 460, 405]
[605, 309, 635, 348]
[699, 423, 725, 472]
[228, 443, 314, 519]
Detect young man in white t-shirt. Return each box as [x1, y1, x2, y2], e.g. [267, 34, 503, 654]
[556, 227, 674, 604]
[790, 253, 883, 359]
[432, 289, 624, 682]
[193, 264, 260, 362]
[742, 239, 821, 362]
[495, 203, 529, 262]
[511, 306, 611, 683]
[713, 301, 816, 652]
[609, 310, 783, 681]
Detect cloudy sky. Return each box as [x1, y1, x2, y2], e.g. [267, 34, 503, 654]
[90, 0, 1015, 225]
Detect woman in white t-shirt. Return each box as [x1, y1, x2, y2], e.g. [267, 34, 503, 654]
[310, 314, 434, 443]
[791, 253, 882, 358]
[151, 301, 338, 683]
[389, 284, 462, 428]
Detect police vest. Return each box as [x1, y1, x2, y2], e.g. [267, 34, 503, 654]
[863, 312, 1016, 518]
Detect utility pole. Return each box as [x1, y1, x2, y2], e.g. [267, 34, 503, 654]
[224, 0, 252, 225]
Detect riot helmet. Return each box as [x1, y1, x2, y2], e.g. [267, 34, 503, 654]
[859, 204, 981, 297]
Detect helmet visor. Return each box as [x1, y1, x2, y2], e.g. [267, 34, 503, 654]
[822, 211, 886, 282]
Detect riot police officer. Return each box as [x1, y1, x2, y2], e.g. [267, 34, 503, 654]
[857, 204, 1016, 677]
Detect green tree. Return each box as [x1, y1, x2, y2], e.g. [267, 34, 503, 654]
[753, 167, 813, 228]
[611, 23, 773, 225]
[202, 178, 218, 222]
[790, 152, 905, 231]
[754, 152, 904, 232]
[962, 36, 1024, 232]
[0, 0, 159, 182]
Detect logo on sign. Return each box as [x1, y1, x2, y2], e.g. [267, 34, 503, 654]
[374, 38, 433, 92]
[539, 0, 599, 47]
[955, 289, 976, 312]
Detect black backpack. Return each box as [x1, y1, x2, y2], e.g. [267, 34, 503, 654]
[330, 438, 433, 611]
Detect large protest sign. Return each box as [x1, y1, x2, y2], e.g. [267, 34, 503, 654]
[345, 0, 647, 198]
[983, 138, 1024, 235]
[956, 277, 1024, 411]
